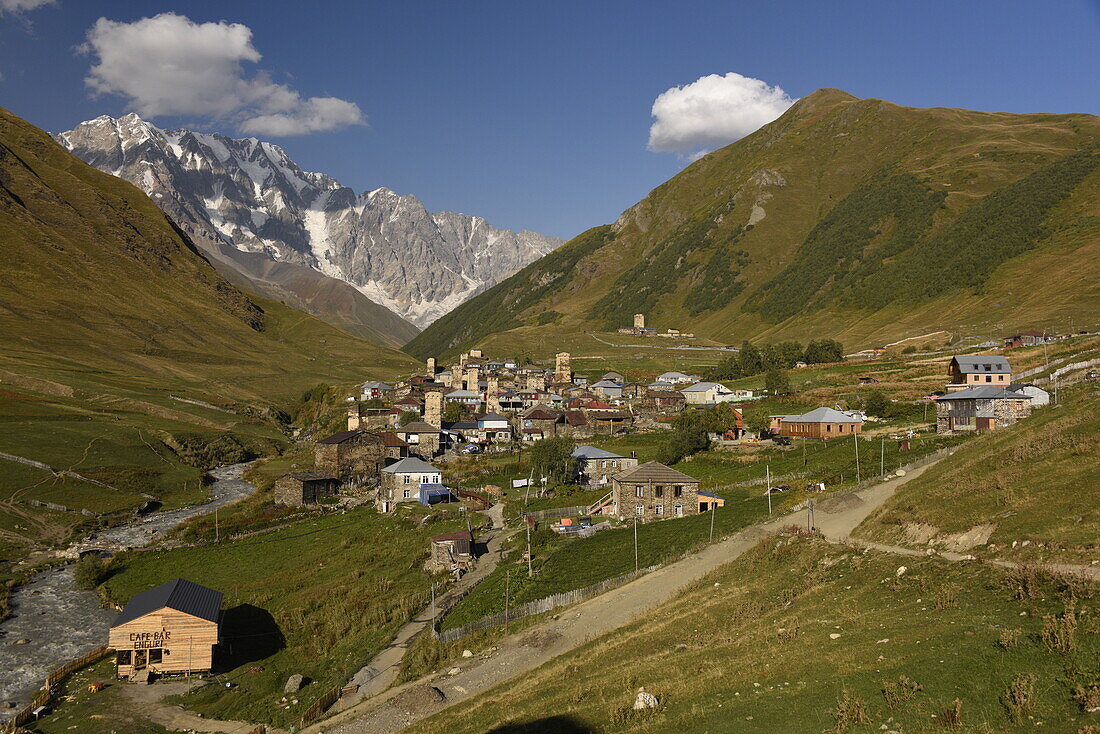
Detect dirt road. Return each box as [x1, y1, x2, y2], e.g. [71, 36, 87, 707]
[312, 463, 942, 734]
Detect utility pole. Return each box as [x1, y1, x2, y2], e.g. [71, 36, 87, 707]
[431, 582, 436, 622]
[766, 464, 772, 515]
[709, 499, 716, 542]
[526, 521, 533, 578]
[633, 517, 639, 573]
[880, 437, 885, 478]
[214, 507, 219, 543]
[807, 498, 815, 533]
[854, 433, 861, 483]
[504, 569, 510, 634]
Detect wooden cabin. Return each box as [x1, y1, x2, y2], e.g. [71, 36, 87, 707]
[109, 578, 222, 679]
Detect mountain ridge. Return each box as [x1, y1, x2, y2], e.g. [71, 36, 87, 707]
[405, 89, 1100, 359]
[56, 114, 564, 329]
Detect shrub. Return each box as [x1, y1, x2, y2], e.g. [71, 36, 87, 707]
[938, 698, 963, 728]
[1072, 684, 1100, 712]
[74, 555, 108, 590]
[831, 689, 870, 731]
[882, 675, 923, 708]
[1040, 606, 1079, 653]
[1002, 673, 1036, 724]
[997, 628, 1022, 650]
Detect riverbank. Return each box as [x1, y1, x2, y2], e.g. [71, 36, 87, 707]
[0, 462, 261, 714]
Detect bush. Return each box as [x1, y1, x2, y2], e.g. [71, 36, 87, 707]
[1002, 673, 1036, 724]
[863, 389, 890, 418]
[765, 369, 791, 396]
[74, 555, 108, 590]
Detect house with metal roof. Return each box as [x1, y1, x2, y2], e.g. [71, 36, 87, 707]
[109, 578, 222, 680]
[778, 407, 864, 440]
[590, 379, 624, 399]
[654, 371, 698, 385]
[360, 381, 394, 399]
[947, 355, 1012, 391]
[571, 445, 638, 486]
[933, 386, 1032, 434]
[378, 457, 443, 511]
[610, 461, 701, 521]
[680, 381, 737, 405]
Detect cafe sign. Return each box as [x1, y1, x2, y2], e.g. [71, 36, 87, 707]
[129, 630, 172, 649]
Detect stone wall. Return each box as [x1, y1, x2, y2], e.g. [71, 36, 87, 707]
[613, 478, 700, 521]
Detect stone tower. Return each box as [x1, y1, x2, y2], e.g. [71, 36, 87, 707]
[347, 403, 362, 431]
[426, 357, 436, 378]
[527, 372, 546, 391]
[449, 364, 463, 389]
[424, 390, 444, 427]
[555, 352, 571, 383]
[486, 376, 501, 413]
[465, 366, 480, 393]
[469, 348, 483, 359]
[633, 313, 645, 329]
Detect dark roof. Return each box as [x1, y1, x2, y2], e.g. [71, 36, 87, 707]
[934, 387, 1031, 401]
[614, 461, 698, 484]
[317, 429, 363, 444]
[432, 530, 474, 543]
[112, 578, 222, 628]
[287, 471, 337, 481]
[398, 421, 440, 433]
[565, 410, 588, 426]
[381, 432, 408, 447]
[524, 409, 559, 421]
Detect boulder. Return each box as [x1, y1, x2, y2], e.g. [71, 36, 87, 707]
[633, 689, 659, 710]
[284, 674, 304, 694]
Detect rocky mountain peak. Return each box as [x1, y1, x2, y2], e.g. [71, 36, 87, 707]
[56, 115, 562, 327]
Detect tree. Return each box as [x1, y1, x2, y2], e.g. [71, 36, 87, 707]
[863, 389, 890, 418]
[528, 436, 577, 486]
[739, 340, 764, 375]
[658, 422, 710, 465]
[398, 410, 420, 425]
[74, 554, 108, 590]
[804, 339, 844, 364]
[444, 401, 467, 422]
[765, 369, 792, 396]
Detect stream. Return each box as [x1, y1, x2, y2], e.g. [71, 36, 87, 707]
[0, 462, 260, 714]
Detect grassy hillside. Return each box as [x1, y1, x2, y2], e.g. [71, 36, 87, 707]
[406, 89, 1100, 360]
[0, 105, 416, 577]
[855, 385, 1100, 565]
[408, 534, 1099, 733]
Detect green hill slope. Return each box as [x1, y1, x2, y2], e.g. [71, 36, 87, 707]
[406, 89, 1100, 359]
[0, 106, 416, 570]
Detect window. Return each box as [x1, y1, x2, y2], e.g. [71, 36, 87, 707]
[635, 504, 644, 515]
[826, 425, 832, 432]
[655, 486, 664, 498]
[403, 475, 411, 484]
[149, 648, 163, 665]
[403, 488, 412, 499]
[600, 460, 607, 468]
[674, 486, 683, 498]
[116, 650, 132, 665]
[635, 485, 645, 498]
[655, 504, 664, 515]
[986, 376, 992, 382]
[674, 504, 684, 516]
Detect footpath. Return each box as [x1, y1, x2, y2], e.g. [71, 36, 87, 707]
[312, 463, 950, 734]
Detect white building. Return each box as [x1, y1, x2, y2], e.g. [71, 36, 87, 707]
[680, 381, 738, 405]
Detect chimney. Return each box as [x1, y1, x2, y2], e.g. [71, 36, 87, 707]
[424, 390, 444, 427]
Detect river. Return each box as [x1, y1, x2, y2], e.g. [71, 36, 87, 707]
[0, 462, 260, 712]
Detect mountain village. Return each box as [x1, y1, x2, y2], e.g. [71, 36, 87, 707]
[0, 13, 1097, 730]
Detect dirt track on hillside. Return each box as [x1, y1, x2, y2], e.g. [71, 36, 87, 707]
[311, 463, 944, 734]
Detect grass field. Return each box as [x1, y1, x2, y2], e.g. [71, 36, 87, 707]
[855, 385, 1100, 566]
[26, 658, 172, 734]
[410, 534, 1100, 733]
[98, 505, 476, 728]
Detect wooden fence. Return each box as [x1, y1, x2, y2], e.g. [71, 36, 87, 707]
[522, 505, 589, 522]
[1, 646, 111, 733]
[298, 683, 343, 728]
[433, 564, 660, 643]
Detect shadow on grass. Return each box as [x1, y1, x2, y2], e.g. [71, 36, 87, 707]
[216, 603, 285, 671]
[487, 716, 593, 733]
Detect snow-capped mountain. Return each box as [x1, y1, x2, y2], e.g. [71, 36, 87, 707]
[56, 114, 564, 327]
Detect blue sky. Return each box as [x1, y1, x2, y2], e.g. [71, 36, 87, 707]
[2, 0, 1098, 239]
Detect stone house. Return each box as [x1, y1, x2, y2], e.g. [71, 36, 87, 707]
[611, 461, 700, 521]
[933, 386, 1032, 434]
[572, 445, 638, 485]
[522, 407, 563, 439]
[378, 457, 443, 510]
[947, 355, 1012, 392]
[590, 379, 624, 400]
[274, 471, 339, 506]
[395, 421, 444, 458]
[680, 381, 737, 405]
[315, 430, 389, 484]
[427, 530, 475, 572]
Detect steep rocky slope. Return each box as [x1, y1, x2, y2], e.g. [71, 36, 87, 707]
[406, 89, 1100, 359]
[57, 115, 563, 329]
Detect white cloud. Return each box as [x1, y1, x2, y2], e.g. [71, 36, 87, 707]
[648, 72, 795, 156]
[81, 12, 365, 136]
[0, 0, 54, 15]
